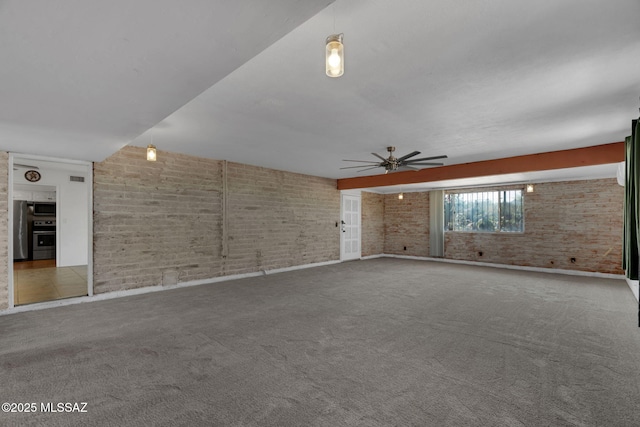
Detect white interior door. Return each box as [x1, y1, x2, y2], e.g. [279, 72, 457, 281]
[341, 193, 361, 261]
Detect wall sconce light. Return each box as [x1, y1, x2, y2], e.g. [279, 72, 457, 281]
[398, 193, 404, 200]
[326, 33, 344, 77]
[147, 144, 157, 161]
[526, 184, 534, 193]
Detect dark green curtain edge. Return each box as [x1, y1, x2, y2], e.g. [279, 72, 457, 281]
[622, 119, 639, 326]
[623, 128, 638, 279]
[635, 119, 640, 327]
[623, 120, 640, 278]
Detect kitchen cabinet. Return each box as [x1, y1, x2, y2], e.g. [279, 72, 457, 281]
[34, 191, 56, 202]
[13, 190, 56, 202]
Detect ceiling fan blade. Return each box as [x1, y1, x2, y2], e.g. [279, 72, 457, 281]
[405, 155, 448, 163]
[371, 152, 387, 161]
[340, 164, 381, 169]
[396, 151, 421, 162]
[342, 159, 381, 163]
[405, 162, 444, 166]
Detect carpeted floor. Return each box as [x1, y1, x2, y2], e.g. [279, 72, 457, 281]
[1, 258, 639, 426]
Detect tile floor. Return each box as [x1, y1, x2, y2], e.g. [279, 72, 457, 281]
[13, 261, 88, 306]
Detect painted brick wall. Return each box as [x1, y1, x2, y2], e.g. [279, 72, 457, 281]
[93, 146, 340, 293]
[444, 179, 623, 274]
[93, 147, 225, 293]
[361, 191, 384, 257]
[384, 192, 430, 257]
[224, 162, 339, 275]
[0, 147, 624, 306]
[0, 152, 8, 309]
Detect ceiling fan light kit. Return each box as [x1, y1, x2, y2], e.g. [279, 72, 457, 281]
[341, 146, 447, 174]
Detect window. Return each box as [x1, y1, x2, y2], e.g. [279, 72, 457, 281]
[444, 189, 523, 232]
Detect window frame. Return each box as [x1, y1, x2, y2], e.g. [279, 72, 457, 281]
[444, 187, 525, 234]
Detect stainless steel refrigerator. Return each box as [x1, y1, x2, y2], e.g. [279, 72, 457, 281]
[13, 200, 28, 260]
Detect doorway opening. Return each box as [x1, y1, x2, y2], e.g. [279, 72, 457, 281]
[9, 154, 93, 307]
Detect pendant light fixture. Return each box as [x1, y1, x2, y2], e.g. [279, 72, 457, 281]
[147, 144, 157, 161]
[326, 33, 344, 77]
[147, 130, 157, 161]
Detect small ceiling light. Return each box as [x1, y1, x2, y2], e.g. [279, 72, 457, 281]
[526, 184, 534, 193]
[147, 144, 157, 161]
[398, 193, 404, 200]
[326, 33, 344, 78]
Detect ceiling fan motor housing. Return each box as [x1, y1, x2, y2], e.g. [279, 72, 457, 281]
[385, 146, 397, 168]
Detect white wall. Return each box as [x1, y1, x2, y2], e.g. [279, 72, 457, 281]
[58, 177, 89, 266]
[13, 163, 89, 267]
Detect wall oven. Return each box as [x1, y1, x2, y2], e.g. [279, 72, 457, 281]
[32, 220, 56, 260]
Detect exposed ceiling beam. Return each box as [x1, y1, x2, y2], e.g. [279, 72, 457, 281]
[337, 142, 625, 190]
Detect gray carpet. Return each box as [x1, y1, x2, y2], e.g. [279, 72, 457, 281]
[1, 258, 639, 426]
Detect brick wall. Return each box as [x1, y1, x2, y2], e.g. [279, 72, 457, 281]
[383, 192, 430, 257]
[0, 152, 7, 309]
[93, 147, 224, 293]
[0, 146, 624, 307]
[444, 179, 623, 274]
[361, 191, 384, 257]
[355, 179, 624, 274]
[93, 146, 340, 293]
[224, 162, 339, 275]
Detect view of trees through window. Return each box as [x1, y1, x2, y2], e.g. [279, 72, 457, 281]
[444, 189, 524, 232]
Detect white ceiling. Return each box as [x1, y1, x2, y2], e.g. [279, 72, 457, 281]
[0, 0, 333, 160]
[1, 0, 639, 191]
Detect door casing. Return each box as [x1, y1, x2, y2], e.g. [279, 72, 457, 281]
[8, 153, 93, 309]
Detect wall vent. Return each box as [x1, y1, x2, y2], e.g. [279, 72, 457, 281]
[69, 176, 85, 183]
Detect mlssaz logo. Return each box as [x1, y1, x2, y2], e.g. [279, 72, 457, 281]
[41, 402, 88, 413]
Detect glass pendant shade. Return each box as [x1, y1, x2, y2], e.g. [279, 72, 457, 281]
[147, 144, 157, 161]
[326, 34, 344, 77]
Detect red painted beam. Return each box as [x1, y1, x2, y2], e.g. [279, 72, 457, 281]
[337, 142, 625, 190]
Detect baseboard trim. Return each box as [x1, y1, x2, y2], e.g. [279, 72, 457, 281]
[378, 254, 625, 280]
[360, 254, 385, 260]
[2, 255, 626, 316]
[0, 259, 341, 317]
[263, 259, 341, 275]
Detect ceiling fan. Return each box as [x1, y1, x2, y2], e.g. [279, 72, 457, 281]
[341, 146, 447, 174]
